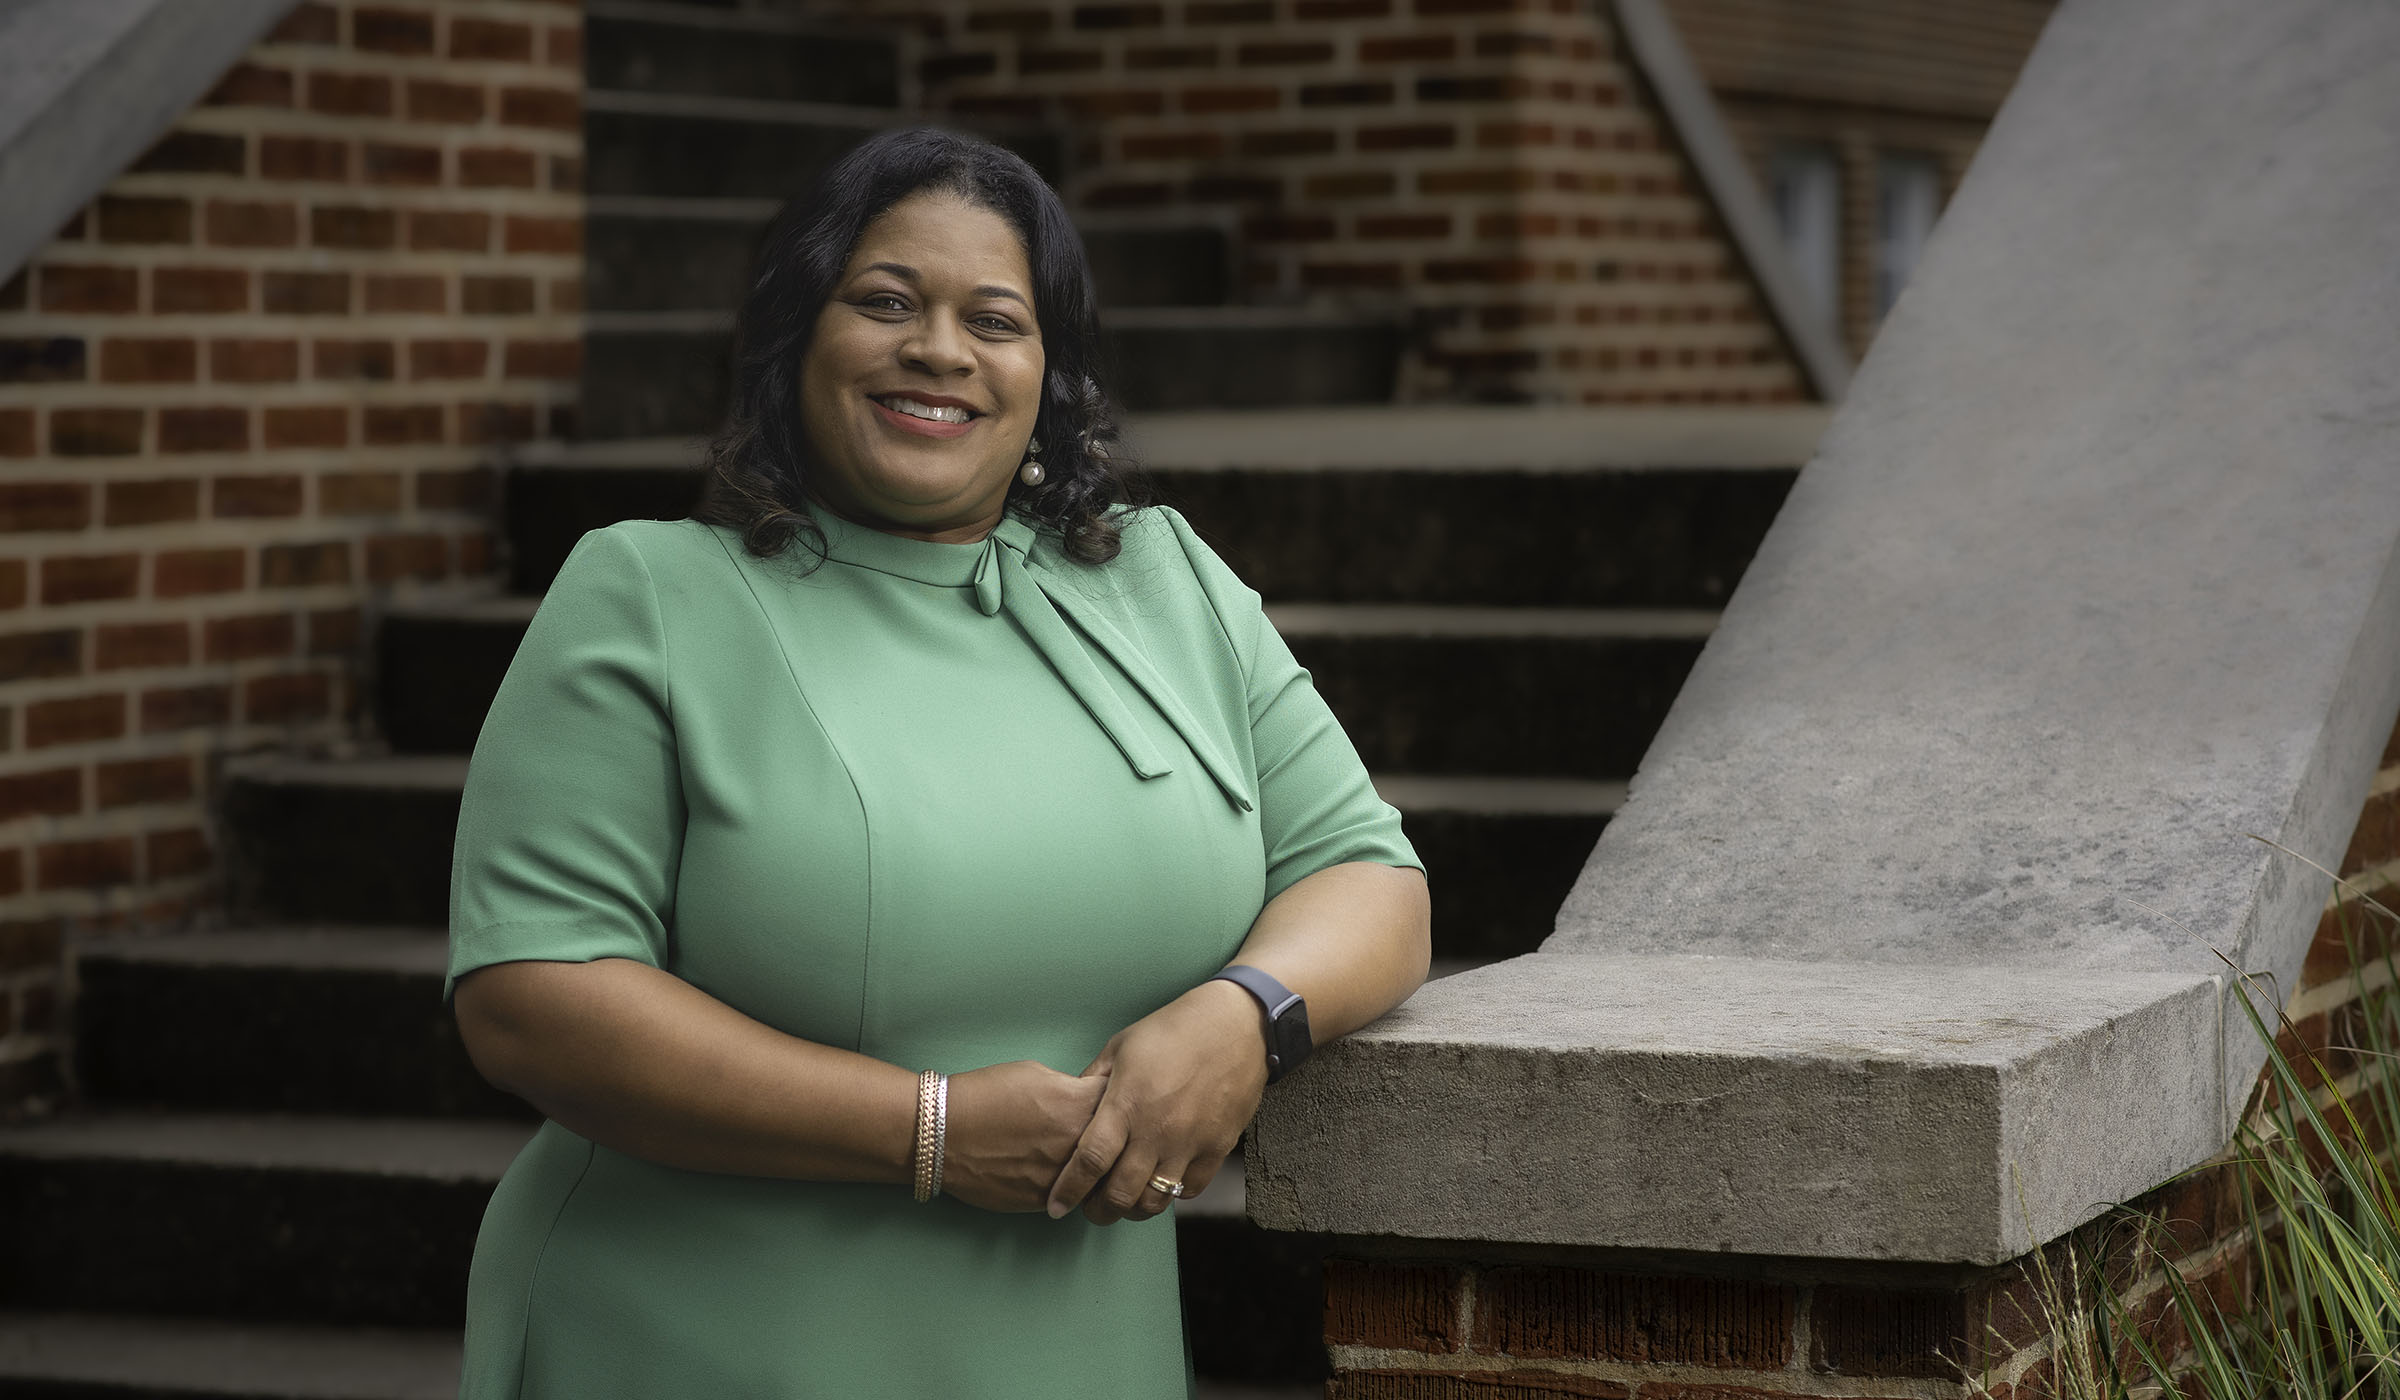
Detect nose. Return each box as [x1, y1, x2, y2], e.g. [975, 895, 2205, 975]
[899, 311, 974, 377]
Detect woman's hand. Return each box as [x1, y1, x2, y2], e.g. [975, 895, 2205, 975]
[938, 1059, 1108, 1213]
[1044, 981, 1269, 1225]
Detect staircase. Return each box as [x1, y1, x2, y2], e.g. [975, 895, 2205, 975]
[0, 4, 1817, 1395]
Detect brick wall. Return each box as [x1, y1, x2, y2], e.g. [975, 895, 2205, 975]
[854, 0, 1810, 405]
[0, 0, 583, 1109]
[1315, 716, 2400, 1399]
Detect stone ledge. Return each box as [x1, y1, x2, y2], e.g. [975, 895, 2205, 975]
[1246, 953, 2220, 1265]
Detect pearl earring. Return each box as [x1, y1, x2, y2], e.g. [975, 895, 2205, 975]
[1019, 436, 1045, 487]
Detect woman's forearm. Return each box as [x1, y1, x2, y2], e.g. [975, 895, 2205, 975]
[453, 956, 920, 1182]
[1217, 860, 1432, 1048]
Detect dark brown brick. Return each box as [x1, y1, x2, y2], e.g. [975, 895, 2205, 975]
[263, 406, 349, 449]
[148, 827, 213, 878]
[0, 768, 81, 822]
[0, 269, 24, 311]
[0, 560, 25, 607]
[97, 196, 192, 245]
[1471, 1267, 1793, 1369]
[1185, 0, 1272, 19]
[1, 484, 90, 533]
[315, 338, 400, 379]
[363, 141, 443, 185]
[1302, 80, 1396, 105]
[96, 754, 193, 808]
[0, 337, 85, 384]
[459, 146, 538, 188]
[408, 339, 490, 380]
[549, 278, 581, 313]
[153, 548, 246, 598]
[133, 130, 247, 174]
[1062, 90, 1166, 119]
[367, 533, 450, 583]
[205, 613, 298, 663]
[503, 215, 577, 254]
[261, 135, 350, 182]
[141, 683, 234, 732]
[1123, 131, 1225, 160]
[1363, 34, 1455, 61]
[264, 271, 351, 314]
[1240, 128, 1338, 158]
[459, 529, 495, 576]
[322, 472, 405, 515]
[205, 63, 294, 108]
[1361, 213, 1454, 238]
[1181, 85, 1279, 113]
[1238, 40, 1335, 64]
[1361, 123, 1456, 150]
[365, 404, 446, 445]
[355, 6, 435, 53]
[36, 837, 136, 891]
[450, 15, 535, 60]
[1328, 1260, 1465, 1351]
[26, 692, 127, 748]
[211, 338, 300, 383]
[409, 210, 491, 252]
[461, 275, 537, 315]
[245, 671, 334, 723]
[40, 554, 140, 605]
[307, 71, 394, 117]
[267, 2, 340, 44]
[0, 410, 28, 459]
[204, 199, 298, 248]
[1075, 2, 1164, 24]
[159, 407, 250, 454]
[1297, 0, 1389, 14]
[213, 475, 303, 518]
[98, 337, 196, 384]
[499, 86, 578, 130]
[414, 467, 495, 511]
[95, 622, 191, 671]
[365, 273, 447, 313]
[311, 205, 397, 250]
[0, 852, 20, 901]
[406, 78, 485, 123]
[1809, 1286, 1978, 1378]
[968, 8, 1053, 32]
[1128, 44, 1219, 69]
[154, 266, 249, 313]
[1417, 74, 1528, 101]
[457, 401, 536, 444]
[308, 605, 363, 655]
[1328, 1372, 1629, 1399]
[103, 479, 200, 527]
[923, 52, 999, 82]
[1187, 174, 1282, 202]
[503, 338, 577, 378]
[0, 629, 78, 681]
[1022, 47, 1103, 74]
[49, 408, 144, 456]
[261, 540, 354, 588]
[545, 23, 581, 66]
[39, 264, 138, 313]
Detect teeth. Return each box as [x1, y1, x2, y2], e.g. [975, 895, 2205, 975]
[878, 396, 970, 424]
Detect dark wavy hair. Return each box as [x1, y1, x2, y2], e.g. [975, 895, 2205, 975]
[694, 127, 1138, 565]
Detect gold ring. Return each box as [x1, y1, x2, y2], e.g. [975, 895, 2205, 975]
[1148, 1174, 1186, 1199]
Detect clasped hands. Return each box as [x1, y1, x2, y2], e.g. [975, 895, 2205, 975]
[935, 978, 1268, 1224]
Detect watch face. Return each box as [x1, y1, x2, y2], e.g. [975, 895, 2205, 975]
[1268, 1002, 1311, 1082]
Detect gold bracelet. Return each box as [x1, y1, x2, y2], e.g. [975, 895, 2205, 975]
[912, 1069, 940, 1202]
[929, 1072, 949, 1200]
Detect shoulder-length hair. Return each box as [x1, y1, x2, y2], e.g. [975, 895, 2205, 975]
[694, 126, 1136, 565]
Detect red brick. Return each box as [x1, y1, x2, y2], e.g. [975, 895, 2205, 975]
[0, 409, 27, 458]
[503, 215, 578, 255]
[96, 621, 192, 671]
[1240, 128, 1338, 158]
[1361, 213, 1454, 239]
[154, 266, 249, 313]
[1245, 214, 1338, 241]
[322, 473, 405, 515]
[309, 605, 363, 655]
[39, 264, 139, 313]
[546, 25, 581, 68]
[457, 401, 536, 444]
[1238, 40, 1335, 64]
[211, 338, 301, 383]
[315, 339, 400, 379]
[407, 339, 491, 381]
[41, 555, 140, 605]
[153, 549, 246, 598]
[355, 6, 435, 54]
[99, 337, 197, 383]
[48, 408, 144, 456]
[459, 146, 538, 188]
[134, 130, 247, 174]
[365, 273, 447, 312]
[205, 613, 298, 663]
[96, 754, 194, 808]
[140, 683, 234, 732]
[409, 210, 491, 252]
[311, 205, 398, 249]
[204, 199, 298, 248]
[148, 827, 214, 878]
[1364, 33, 1457, 61]
[461, 275, 537, 315]
[1187, 0, 1272, 18]
[1470, 1267, 1794, 1368]
[0, 768, 81, 822]
[1328, 1260, 1466, 1351]
[499, 86, 578, 130]
[1636, 1388, 1851, 1400]
[1298, 0, 1390, 14]
[968, 8, 1054, 32]
[245, 671, 334, 723]
[0, 629, 78, 685]
[503, 339, 578, 378]
[261, 406, 349, 450]
[213, 475, 304, 518]
[1187, 175, 1282, 202]
[406, 78, 486, 123]
[97, 196, 193, 245]
[261, 135, 351, 181]
[25, 692, 128, 748]
[1128, 44, 1220, 69]
[550, 278, 582, 313]
[1063, 91, 1166, 119]
[365, 404, 446, 445]
[358, 142, 441, 186]
[1124, 132, 1225, 160]
[1, 484, 91, 532]
[1304, 80, 1398, 106]
[36, 837, 137, 891]
[1480, 121, 1557, 148]
[1420, 168, 1541, 195]
[267, 2, 340, 44]
[307, 71, 394, 117]
[367, 533, 450, 583]
[1181, 85, 1279, 113]
[1022, 47, 1103, 74]
[260, 540, 354, 588]
[1427, 257, 1541, 282]
[0, 336, 84, 384]
[414, 467, 495, 511]
[0, 560, 24, 607]
[1328, 1372, 1629, 1399]
[264, 271, 351, 315]
[205, 63, 294, 108]
[452, 17, 535, 60]
[0, 852, 19, 901]
[1076, 2, 1164, 23]
[459, 529, 495, 576]
[103, 480, 201, 527]
[159, 407, 250, 454]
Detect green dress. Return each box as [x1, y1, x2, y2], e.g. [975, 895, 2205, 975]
[446, 504, 1420, 1399]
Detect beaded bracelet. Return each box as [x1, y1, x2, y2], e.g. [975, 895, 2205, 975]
[911, 1069, 949, 1202]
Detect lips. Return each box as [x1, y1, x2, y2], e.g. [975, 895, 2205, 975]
[868, 393, 979, 439]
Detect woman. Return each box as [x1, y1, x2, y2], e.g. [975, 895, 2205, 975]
[446, 127, 1429, 1398]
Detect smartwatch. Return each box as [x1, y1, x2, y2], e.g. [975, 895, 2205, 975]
[1209, 965, 1311, 1084]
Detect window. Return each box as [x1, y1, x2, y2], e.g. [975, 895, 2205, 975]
[1875, 154, 1943, 318]
[1766, 147, 1841, 331]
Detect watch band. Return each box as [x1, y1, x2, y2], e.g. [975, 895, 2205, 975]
[1210, 964, 1311, 1084]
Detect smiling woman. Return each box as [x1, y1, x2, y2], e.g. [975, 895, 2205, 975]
[443, 128, 1430, 1399]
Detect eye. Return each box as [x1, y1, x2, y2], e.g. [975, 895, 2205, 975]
[972, 313, 1023, 333]
[858, 292, 909, 313]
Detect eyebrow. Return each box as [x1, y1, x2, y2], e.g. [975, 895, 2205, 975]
[861, 261, 1031, 309]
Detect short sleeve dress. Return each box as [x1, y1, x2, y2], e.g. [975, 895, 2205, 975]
[445, 503, 1420, 1400]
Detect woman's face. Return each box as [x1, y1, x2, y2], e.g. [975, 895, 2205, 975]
[798, 190, 1045, 543]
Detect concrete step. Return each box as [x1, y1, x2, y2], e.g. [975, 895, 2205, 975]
[217, 755, 1603, 959]
[376, 593, 1706, 777]
[73, 928, 524, 1122]
[586, 1, 901, 109]
[0, 1310, 460, 1400]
